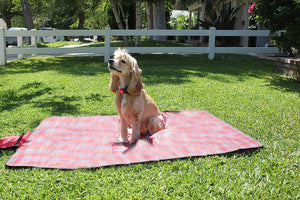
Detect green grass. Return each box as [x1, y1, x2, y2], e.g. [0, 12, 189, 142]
[84, 38, 188, 48]
[37, 40, 92, 48]
[36, 38, 187, 48]
[0, 54, 299, 199]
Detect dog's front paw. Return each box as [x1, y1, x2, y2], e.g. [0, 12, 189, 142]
[118, 135, 128, 143]
[129, 139, 138, 144]
[129, 135, 140, 144]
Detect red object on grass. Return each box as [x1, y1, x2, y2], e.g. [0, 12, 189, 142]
[0, 132, 31, 149]
[4, 111, 263, 169]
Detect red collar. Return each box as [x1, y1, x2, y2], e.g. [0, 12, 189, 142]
[119, 86, 129, 94]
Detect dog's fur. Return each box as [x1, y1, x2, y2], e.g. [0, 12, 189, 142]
[108, 48, 166, 143]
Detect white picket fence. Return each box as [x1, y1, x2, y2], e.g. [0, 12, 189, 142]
[0, 27, 280, 65]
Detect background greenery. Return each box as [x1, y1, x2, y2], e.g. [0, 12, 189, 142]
[2, 0, 299, 54]
[0, 54, 299, 199]
[249, 0, 300, 55]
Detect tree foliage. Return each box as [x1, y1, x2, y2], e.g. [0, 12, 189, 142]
[29, 0, 101, 30]
[250, 0, 300, 55]
[85, 1, 110, 29]
[0, 0, 22, 28]
[0, 0, 174, 38]
[169, 14, 190, 30]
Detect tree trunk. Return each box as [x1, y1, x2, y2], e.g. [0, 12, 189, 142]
[135, 0, 142, 47]
[152, 0, 167, 41]
[3, 15, 12, 29]
[146, 2, 154, 40]
[118, 3, 131, 45]
[118, 3, 129, 29]
[78, 10, 85, 41]
[109, 0, 129, 46]
[20, 0, 34, 30]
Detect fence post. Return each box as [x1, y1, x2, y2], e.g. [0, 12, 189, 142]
[0, 27, 6, 66]
[104, 26, 111, 63]
[208, 27, 216, 60]
[31, 29, 37, 57]
[17, 35, 24, 59]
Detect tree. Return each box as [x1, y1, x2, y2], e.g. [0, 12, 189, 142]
[152, 0, 166, 35]
[28, 0, 100, 31]
[20, 0, 34, 29]
[85, 1, 110, 29]
[76, 0, 94, 41]
[146, 0, 167, 41]
[0, 0, 22, 29]
[250, 0, 300, 56]
[109, 0, 130, 45]
[145, 2, 153, 28]
[61, 0, 100, 40]
[135, 0, 142, 46]
[27, 0, 76, 29]
[107, 0, 173, 42]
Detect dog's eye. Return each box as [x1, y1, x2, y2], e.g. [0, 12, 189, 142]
[121, 60, 126, 64]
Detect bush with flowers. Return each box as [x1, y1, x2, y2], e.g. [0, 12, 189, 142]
[248, 0, 300, 56]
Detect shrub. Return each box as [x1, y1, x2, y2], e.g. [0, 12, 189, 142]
[249, 0, 300, 56]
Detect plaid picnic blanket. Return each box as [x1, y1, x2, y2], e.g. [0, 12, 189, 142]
[3, 110, 263, 169]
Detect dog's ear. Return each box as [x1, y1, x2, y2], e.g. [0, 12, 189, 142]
[109, 73, 120, 93]
[127, 60, 144, 95]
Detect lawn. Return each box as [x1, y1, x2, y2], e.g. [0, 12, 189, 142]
[36, 40, 92, 48]
[0, 54, 299, 199]
[84, 38, 189, 47]
[36, 38, 188, 48]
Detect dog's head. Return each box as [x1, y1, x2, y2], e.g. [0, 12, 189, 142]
[108, 48, 143, 95]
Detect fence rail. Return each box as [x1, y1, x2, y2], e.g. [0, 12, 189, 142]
[0, 27, 280, 65]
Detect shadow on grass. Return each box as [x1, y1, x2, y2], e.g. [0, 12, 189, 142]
[0, 83, 78, 115]
[135, 54, 299, 93]
[0, 80, 112, 116]
[32, 94, 109, 116]
[133, 54, 265, 84]
[268, 75, 300, 94]
[32, 96, 80, 116]
[0, 82, 52, 112]
[0, 56, 107, 76]
[1, 54, 298, 94]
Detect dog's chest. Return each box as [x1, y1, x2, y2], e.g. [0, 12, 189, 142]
[120, 95, 140, 116]
[116, 94, 142, 116]
[121, 95, 127, 105]
[120, 96, 127, 112]
[117, 95, 129, 113]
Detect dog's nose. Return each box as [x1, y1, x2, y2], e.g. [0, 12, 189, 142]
[109, 59, 114, 65]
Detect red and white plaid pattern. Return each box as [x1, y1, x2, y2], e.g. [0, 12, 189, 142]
[5, 111, 263, 169]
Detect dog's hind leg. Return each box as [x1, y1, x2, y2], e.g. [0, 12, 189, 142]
[148, 114, 166, 135]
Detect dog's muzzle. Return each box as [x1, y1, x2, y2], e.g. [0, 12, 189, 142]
[108, 59, 122, 73]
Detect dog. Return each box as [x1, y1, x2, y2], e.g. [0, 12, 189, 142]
[108, 48, 166, 143]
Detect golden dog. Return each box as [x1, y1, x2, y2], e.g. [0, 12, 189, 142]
[108, 48, 166, 143]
